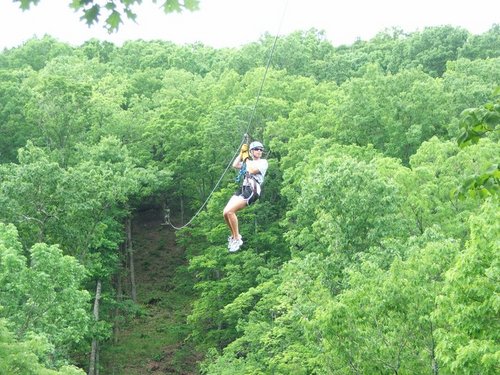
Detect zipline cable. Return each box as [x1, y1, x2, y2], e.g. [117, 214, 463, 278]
[164, 0, 289, 230]
[242, 0, 289, 139]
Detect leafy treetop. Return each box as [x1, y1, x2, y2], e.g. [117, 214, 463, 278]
[13, 0, 200, 32]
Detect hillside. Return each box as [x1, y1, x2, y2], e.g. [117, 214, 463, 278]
[100, 208, 201, 374]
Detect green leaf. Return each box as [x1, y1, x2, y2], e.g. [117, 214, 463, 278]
[104, 1, 116, 10]
[164, 0, 182, 12]
[81, 5, 100, 26]
[184, 0, 200, 10]
[18, 0, 36, 10]
[106, 10, 121, 31]
[124, 8, 138, 22]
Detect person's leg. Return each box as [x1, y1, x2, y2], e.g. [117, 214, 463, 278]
[223, 195, 247, 240]
[223, 201, 232, 232]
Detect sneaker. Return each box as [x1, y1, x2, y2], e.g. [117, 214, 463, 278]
[227, 236, 234, 249]
[229, 237, 243, 252]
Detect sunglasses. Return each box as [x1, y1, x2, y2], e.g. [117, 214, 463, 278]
[252, 148, 264, 152]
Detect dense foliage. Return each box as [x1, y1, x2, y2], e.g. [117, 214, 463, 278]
[0, 25, 498, 373]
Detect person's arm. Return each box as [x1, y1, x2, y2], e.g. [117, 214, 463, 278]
[233, 144, 249, 169]
[233, 155, 243, 169]
[246, 160, 261, 174]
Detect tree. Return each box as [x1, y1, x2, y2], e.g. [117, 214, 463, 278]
[333, 64, 452, 163]
[203, 255, 326, 374]
[0, 135, 159, 254]
[454, 89, 500, 198]
[13, 0, 200, 32]
[0, 222, 90, 366]
[0, 68, 35, 163]
[271, 29, 336, 79]
[443, 58, 500, 123]
[0, 318, 84, 374]
[459, 24, 500, 60]
[405, 136, 497, 240]
[434, 200, 499, 374]
[282, 143, 411, 261]
[0, 36, 74, 71]
[402, 26, 470, 77]
[80, 39, 116, 64]
[457, 89, 500, 148]
[23, 71, 93, 167]
[0, 142, 68, 247]
[314, 236, 460, 374]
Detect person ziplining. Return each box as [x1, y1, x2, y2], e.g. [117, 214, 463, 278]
[223, 141, 268, 252]
[162, 1, 286, 240]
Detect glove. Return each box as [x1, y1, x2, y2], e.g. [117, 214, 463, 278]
[240, 143, 249, 162]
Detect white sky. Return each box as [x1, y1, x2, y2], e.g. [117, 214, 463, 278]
[1, 0, 499, 50]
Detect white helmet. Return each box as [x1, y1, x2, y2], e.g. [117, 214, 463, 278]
[249, 141, 264, 150]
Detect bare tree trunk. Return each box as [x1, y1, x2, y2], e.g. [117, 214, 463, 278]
[89, 280, 102, 375]
[96, 342, 100, 375]
[430, 321, 439, 375]
[113, 261, 123, 344]
[126, 217, 137, 303]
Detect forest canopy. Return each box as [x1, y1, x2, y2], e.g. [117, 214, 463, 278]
[0, 24, 499, 374]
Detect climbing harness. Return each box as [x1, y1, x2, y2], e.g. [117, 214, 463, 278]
[235, 162, 247, 184]
[163, 1, 288, 230]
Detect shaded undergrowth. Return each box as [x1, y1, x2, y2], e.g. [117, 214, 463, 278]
[101, 208, 201, 374]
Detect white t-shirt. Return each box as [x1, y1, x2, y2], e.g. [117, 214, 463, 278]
[244, 159, 268, 195]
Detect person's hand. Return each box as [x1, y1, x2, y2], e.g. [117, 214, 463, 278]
[240, 143, 249, 162]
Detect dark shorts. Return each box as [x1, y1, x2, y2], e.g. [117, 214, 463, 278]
[235, 185, 260, 205]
